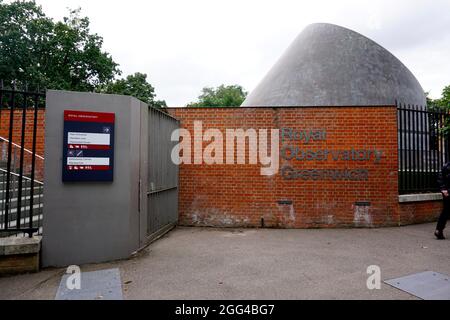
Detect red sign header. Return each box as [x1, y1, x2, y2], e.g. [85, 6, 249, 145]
[64, 110, 115, 123]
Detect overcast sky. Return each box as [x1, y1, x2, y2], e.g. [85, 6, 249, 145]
[30, 0, 450, 106]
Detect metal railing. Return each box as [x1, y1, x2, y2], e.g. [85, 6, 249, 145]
[0, 169, 44, 236]
[0, 136, 45, 182]
[0, 83, 45, 237]
[397, 102, 450, 194]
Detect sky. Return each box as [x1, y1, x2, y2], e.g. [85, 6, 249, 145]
[28, 0, 450, 106]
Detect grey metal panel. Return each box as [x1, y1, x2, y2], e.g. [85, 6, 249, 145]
[147, 108, 179, 235]
[43, 90, 143, 267]
[139, 101, 149, 246]
[385, 271, 450, 300]
[148, 189, 178, 235]
[56, 268, 123, 300]
[43, 91, 175, 266]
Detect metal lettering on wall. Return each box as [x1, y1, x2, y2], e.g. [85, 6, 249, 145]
[280, 128, 383, 181]
[62, 110, 115, 182]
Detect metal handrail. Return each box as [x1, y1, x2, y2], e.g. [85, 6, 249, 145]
[0, 136, 44, 160]
[0, 168, 43, 185]
[147, 186, 178, 195]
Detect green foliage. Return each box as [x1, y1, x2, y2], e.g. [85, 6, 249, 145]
[427, 86, 450, 110]
[188, 85, 247, 107]
[427, 86, 450, 136]
[438, 86, 450, 108]
[97, 72, 167, 108]
[0, 1, 120, 90]
[439, 86, 450, 136]
[0, 1, 166, 106]
[0, 0, 52, 87]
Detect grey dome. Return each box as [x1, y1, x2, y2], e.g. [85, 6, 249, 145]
[242, 23, 426, 107]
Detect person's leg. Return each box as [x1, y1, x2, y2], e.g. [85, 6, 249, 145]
[436, 197, 450, 235]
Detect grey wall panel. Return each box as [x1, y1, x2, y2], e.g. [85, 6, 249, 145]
[43, 90, 146, 267]
[43, 91, 178, 266]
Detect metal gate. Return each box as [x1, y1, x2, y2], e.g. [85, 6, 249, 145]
[397, 102, 450, 194]
[0, 84, 45, 237]
[147, 107, 179, 236]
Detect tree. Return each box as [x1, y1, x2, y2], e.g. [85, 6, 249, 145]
[97, 72, 167, 108]
[428, 86, 450, 136]
[0, 1, 120, 90]
[427, 86, 450, 109]
[0, 0, 52, 87]
[188, 85, 247, 107]
[437, 86, 450, 108]
[0, 1, 167, 105]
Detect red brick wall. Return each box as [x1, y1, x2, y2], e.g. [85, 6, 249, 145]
[0, 109, 45, 157]
[169, 106, 404, 228]
[399, 201, 442, 225]
[0, 109, 45, 180]
[1, 105, 440, 228]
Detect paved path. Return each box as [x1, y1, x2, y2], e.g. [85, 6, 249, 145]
[1, 223, 449, 300]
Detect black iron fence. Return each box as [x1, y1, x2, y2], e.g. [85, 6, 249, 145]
[0, 83, 45, 237]
[397, 102, 450, 194]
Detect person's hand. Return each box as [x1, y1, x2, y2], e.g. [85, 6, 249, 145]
[443, 190, 449, 198]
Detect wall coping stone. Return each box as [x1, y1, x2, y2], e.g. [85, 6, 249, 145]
[0, 237, 41, 256]
[399, 193, 443, 203]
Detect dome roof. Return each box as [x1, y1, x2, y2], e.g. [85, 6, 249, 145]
[242, 23, 426, 107]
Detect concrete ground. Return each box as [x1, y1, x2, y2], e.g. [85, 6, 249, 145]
[1, 223, 449, 300]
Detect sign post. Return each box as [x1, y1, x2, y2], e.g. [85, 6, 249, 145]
[62, 110, 115, 182]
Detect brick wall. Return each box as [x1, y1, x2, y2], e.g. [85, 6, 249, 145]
[0, 109, 45, 157]
[0, 109, 46, 180]
[169, 106, 403, 228]
[399, 201, 442, 225]
[0, 105, 440, 228]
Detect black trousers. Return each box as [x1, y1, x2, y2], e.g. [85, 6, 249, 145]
[437, 196, 450, 231]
